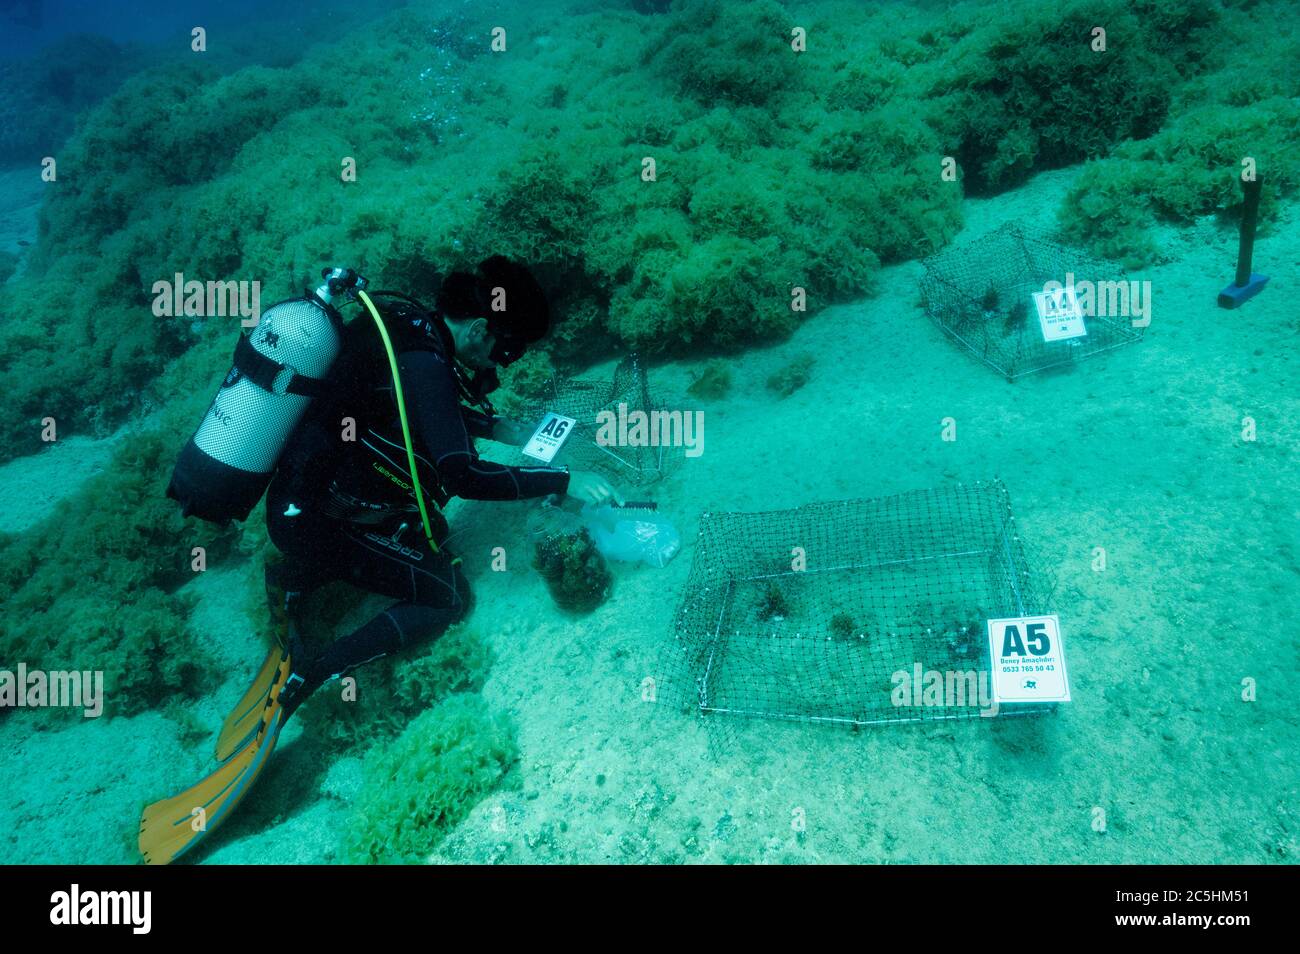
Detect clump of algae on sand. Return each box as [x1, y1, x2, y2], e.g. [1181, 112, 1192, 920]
[342, 693, 516, 864]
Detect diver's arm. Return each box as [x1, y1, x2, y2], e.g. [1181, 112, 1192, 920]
[399, 349, 570, 501]
[462, 406, 532, 446]
[460, 406, 497, 440]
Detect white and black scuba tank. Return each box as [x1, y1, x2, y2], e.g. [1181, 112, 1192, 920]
[167, 272, 359, 524]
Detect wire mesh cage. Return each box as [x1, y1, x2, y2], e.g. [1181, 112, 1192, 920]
[513, 354, 677, 486]
[663, 480, 1056, 730]
[920, 224, 1145, 380]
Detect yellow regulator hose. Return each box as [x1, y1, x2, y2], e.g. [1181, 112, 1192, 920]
[356, 289, 440, 555]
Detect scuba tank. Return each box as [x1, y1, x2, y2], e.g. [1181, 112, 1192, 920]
[166, 268, 365, 524]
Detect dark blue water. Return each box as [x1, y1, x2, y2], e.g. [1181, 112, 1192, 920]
[0, 0, 402, 60]
[1, 0, 268, 58]
[0, 0, 408, 170]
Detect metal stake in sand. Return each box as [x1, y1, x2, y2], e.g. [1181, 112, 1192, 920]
[1217, 174, 1269, 309]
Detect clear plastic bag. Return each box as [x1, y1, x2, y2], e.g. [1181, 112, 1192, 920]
[581, 504, 681, 568]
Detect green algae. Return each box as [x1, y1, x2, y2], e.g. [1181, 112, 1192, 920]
[766, 353, 815, 397]
[342, 693, 516, 864]
[1, 0, 1253, 458]
[296, 624, 494, 753]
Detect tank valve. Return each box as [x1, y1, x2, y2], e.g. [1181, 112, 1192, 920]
[315, 267, 369, 305]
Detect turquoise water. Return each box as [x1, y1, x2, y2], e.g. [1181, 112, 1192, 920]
[0, 0, 1295, 864]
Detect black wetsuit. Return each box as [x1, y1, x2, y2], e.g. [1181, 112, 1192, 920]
[265, 299, 569, 702]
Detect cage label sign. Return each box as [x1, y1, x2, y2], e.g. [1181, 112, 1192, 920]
[1032, 286, 1087, 342]
[522, 412, 577, 463]
[986, 614, 1071, 703]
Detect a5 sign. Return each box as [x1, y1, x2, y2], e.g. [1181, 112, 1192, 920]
[985, 613, 1072, 704]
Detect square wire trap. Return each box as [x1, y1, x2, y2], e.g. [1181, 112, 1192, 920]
[920, 224, 1145, 380]
[512, 354, 677, 487]
[664, 480, 1056, 729]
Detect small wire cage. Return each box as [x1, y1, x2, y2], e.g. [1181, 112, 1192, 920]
[663, 480, 1056, 730]
[920, 224, 1145, 380]
[514, 354, 677, 487]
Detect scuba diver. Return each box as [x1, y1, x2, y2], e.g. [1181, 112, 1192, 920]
[140, 257, 621, 864]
